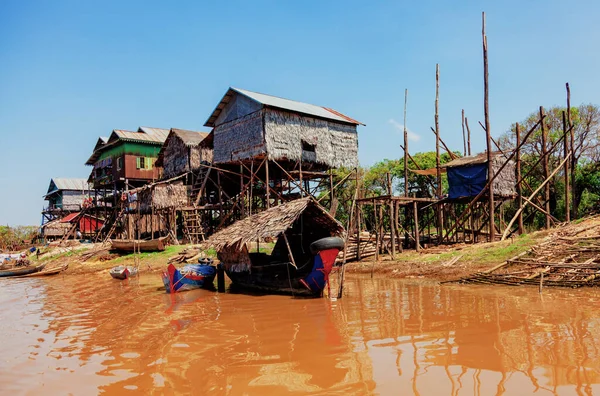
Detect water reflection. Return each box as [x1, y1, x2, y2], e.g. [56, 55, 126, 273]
[1, 274, 599, 394]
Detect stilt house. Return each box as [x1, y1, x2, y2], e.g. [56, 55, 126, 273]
[155, 128, 212, 180]
[85, 127, 169, 193]
[42, 178, 91, 225]
[205, 87, 363, 170]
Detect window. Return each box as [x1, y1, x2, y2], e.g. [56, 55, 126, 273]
[136, 157, 145, 170]
[116, 157, 123, 170]
[302, 140, 316, 153]
[136, 157, 155, 170]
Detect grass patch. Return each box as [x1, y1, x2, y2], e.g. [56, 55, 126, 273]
[108, 245, 189, 264]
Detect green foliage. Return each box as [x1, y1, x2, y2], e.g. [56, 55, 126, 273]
[0, 225, 38, 250]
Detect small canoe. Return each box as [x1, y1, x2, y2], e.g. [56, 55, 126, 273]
[162, 263, 216, 293]
[0, 263, 46, 278]
[12, 264, 68, 278]
[109, 266, 139, 280]
[110, 237, 167, 252]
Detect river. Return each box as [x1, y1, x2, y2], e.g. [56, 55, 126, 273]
[1, 274, 599, 395]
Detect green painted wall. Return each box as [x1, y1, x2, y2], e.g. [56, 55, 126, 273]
[98, 142, 161, 161]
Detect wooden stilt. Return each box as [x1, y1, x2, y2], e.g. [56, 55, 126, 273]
[563, 110, 570, 222]
[435, 64, 442, 244]
[465, 117, 472, 156]
[483, 12, 494, 242]
[413, 201, 420, 251]
[540, 106, 550, 229]
[462, 109, 467, 156]
[516, 123, 524, 234]
[388, 173, 395, 259]
[265, 159, 270, 209]
[567, 83, 575, 219]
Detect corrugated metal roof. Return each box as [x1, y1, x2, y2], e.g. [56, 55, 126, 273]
[205, 87, 365, 127]
[138, 126, 170, 141]
[171, 128, 210, 146]
[112, 129, 167, 144]
[60, 212, 81, 223]
[45, 178, 90, 197]
[50, 178, 90, 191]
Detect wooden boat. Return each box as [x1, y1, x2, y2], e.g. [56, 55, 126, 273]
[225, 237, 345, 297]
[110, 237, 167, 252]
[12, 263, 68, 278]
[162, 263, 216, 293]
[205, 198, 346, 297]
[109, 266, 139, 280]
[0, 263, 46, 278]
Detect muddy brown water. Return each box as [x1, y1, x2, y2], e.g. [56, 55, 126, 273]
[1, 274, 599, 395]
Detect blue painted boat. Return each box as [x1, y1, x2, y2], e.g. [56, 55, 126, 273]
[162, 263, 216, 293]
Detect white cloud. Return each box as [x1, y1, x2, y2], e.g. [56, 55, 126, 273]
[389, 119, 421, 142]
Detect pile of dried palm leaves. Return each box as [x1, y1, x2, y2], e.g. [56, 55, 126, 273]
[454, 215, 600, 288]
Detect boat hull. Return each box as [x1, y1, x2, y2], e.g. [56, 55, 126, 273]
[224, 248, 342, 297]
[162, 264, 216, 293]
[110, 237, 166, 252]
[12, 264, 68, 278]
[109, 266, 138, 280]
[0, 263, 46, 278]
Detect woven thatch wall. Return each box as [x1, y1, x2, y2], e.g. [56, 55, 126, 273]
[492, 156, 516, 197]
[213, 110, 265, 164]
[42, 220, 70, 237]
[264, 109, 358, 168]
[162, 135, 214, 179]
[138, 181, 189, 211]
[162, 135, 190, 179]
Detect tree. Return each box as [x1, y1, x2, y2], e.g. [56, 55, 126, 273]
[498, 104, 600, 219]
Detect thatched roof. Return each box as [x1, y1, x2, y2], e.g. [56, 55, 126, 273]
[441, 152, 506, 168]
[205, 198, 344, 250]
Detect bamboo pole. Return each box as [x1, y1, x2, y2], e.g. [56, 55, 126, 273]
[483, 11, 494, 242]
[563, 110, 570, 222]
[516, 123, 524, 234]
[355, 170, 361, 261]
[502, 153, 571, 240]
[435, 63, 442, 244]
[540, 106, 550, 229]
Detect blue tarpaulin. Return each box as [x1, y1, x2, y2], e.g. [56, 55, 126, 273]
[447, 164, 487, 199]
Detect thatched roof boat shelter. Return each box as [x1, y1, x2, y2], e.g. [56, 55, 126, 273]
[205, 198, 344, 272]
[205, 87, 363, 170]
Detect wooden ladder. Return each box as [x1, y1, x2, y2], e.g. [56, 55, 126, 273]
[101, 206, 127, 243]
[182, 209, 205, 244]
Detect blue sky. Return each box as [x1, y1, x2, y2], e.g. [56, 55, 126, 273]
[1, 0, 599, 226]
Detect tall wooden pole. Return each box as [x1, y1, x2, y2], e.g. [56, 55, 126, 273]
[465, 117, 472, 156]
[435, 63, 442, 244]
[462, 109, 467, 156]
[483, 12, 495, 242]
[540, 106, 550, 229]
[387, 172, 396, 259]
[516, 123, 524, 234]
[404, 89, 409, 198]
[567, 83, 576, 219]
[563, 111, 570, 222]
[403, 88, 409, 251]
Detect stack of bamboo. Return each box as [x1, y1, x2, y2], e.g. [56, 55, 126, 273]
[344, 232, 377, 262]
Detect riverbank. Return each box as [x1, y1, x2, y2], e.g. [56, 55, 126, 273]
[26, 215, 599, 281]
